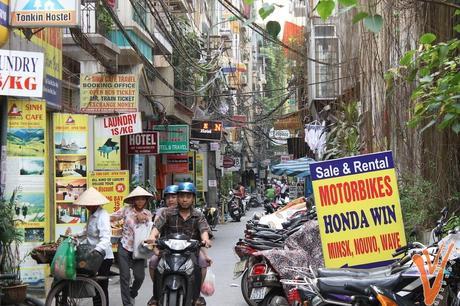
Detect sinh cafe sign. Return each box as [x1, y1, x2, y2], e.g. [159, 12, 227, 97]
[0, 50, 44, 97]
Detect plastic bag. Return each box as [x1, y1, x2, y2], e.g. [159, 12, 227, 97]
[133, 221, 153, 259]
[51, 238, 76, 280]
[201, 269, 215, 296]
[76, 244, 104, 275]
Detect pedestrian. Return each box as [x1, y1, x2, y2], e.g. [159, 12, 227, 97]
[146, 182, 212, 306]
[111, 186, 154, 306]
[73, 187, 113, 306]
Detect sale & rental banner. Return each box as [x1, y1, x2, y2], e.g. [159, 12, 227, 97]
[80, 74, 138, 114]
[88, 171, 129, 214]
[94, 112, 142, 137]
[4, 99, 49, 287]
[53, 113, 89, 238]
[310, 151, 406, 268]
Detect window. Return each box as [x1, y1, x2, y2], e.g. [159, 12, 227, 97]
[314, 25, 339, 99]
[132, 0, 148, 30]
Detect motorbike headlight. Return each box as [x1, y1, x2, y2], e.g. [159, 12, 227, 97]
[157, 258, 170, 274]
[180, 258, 195, 275]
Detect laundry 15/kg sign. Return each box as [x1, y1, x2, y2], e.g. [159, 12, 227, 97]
[0, 50, 44, 97]
[95, 112, 142, 137]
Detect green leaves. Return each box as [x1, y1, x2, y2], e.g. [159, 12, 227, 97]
[420, 33, 437, 44]
[363, 15, 383, 33]
[316, 0, 335, 20]
[399, 50, 415, 66]
[338, 0, 357, 6]
[243, 0, 254, 4]
[259, 3, 275, 20]
[454, 24, 460, 33]
[352, 12, 368, 23]
[266, 21, 281, 39]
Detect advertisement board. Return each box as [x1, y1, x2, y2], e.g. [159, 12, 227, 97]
[0, 49, 44, 97]
[5, 99, 48, 286]
[310, 151, 406, 268]
[95, 112, 142, 137]
[166, 154, 189, 173]
[88, 171, 129, 214]
[53, 113, 89, 238]
[80, 74, 138, 114]
[223, 156, 241, 172]
[10, 0, 80, 27]
[153, 125, 189, 154]
[94, 119, 120, 170]
[191, 120, 223, 141]
[127, 131, 159, 155]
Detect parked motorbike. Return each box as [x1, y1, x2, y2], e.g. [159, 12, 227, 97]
[228, 191, 242, 222]
[152, 234, 205, 306]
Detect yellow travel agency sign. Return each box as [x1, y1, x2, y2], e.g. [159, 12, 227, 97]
[310, 151, 406, 268]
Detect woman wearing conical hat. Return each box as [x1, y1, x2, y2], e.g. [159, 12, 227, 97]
[111, 186, 153, 306]
[73, 187, 113, 306]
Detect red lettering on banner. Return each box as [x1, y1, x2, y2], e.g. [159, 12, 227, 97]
[380, 232, 401, 250]
[327, 240, 353, 259]
[317, 175, 394, 206]
[354, 236, 379, 255]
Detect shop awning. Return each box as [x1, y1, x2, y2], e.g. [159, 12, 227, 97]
[270, 157, 316, 178]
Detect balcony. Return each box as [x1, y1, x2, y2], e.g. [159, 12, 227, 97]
[63, 0, 120, 64]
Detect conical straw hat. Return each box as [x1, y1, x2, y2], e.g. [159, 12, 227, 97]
[124, 186, 154, 204]
[74, 187, 110, 206]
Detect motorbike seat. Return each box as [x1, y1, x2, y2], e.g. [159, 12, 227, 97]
[244, 238, 284, 248]
[253, 231, 284, 240]
[316, 273, 401, 296]
[316, 266, 392, 278]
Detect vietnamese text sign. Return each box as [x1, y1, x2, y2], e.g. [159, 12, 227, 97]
[89, 171, 129, 214]
[10, 0, 80, 27]
[166, 154, 189, 173]
[95, 112, 142, 137]
[153, 125, 189, 154]
[80, 74, 138, 114]
[128, 132, 159, 155]
[191, 120, 223, 141]
[0, 49, 44, 97]
[310, 151, 406, 268]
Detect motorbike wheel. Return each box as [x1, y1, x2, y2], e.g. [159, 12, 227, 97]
[163, 290, 180, 306]
[261, 291, 288, 306]
[241, 269, 258, 306]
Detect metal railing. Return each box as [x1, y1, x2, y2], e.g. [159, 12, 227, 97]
[64, 0, 110, 38]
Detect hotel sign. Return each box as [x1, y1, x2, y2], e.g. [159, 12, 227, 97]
[191, 120, 223, 141]
[10, 0, 80, 27]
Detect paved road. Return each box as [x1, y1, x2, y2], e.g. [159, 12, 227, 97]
[108, 211, 251, 306]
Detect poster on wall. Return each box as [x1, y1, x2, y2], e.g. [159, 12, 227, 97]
[88, 171, 129, 214]
[80, 74, 138, 114]
[195, 153, 204, 192]
[310, 151, 406, 268]
[94, 119, 120, 170]
[94, 112, 142, 137]
[53, 113, 88, 238]
[4, 99, 48, 286]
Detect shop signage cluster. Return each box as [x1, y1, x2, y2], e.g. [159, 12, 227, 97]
[0, 49, 44, 97]
[95, 112, 142, 137]
[128, 131, 159, 155]
[153, 125, 189, 154]
[5, 99, 48, 285]
[80, 74, 138, 114]
[88, 171, 129, 214]
[310, 151, 406, 268]
[53, 113, 89, 238]
[191, 120, 223, 141]
[10, 0, 80, 27]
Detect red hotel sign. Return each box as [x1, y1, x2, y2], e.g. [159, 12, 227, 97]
[127, 131, 159, 155]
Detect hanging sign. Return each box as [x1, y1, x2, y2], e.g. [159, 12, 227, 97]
[223, 156, 241, 172]
[127, 131, 159, 155]
[88, 170, 129, 214]
[166, 154, 189, 173]
[0, 49, 44, 97]
[10, 0, 80, 27]
[95, 112, 142, 137]
[94, 125, 120, 171]
[80, 74, 138, 114]
[191, 120, 223, 141]
[153, 125, 189, 154]
[310, 151, 406, 268]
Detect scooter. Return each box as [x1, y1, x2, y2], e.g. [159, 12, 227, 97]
[228, 191, 242, 222]
[153, 234, 204, 306]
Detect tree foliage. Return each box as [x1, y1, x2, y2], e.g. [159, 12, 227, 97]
[260, 43, 287, 110]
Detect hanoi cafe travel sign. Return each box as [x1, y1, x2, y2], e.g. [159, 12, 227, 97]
[10, 0, 80, 27]
[310, 151, 406, 268]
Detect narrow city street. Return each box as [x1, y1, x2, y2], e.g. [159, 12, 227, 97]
[108, 214, 250, 306]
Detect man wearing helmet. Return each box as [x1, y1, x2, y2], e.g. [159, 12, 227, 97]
[146, 182, 212, 306]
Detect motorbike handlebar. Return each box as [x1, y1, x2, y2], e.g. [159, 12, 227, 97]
[392, 245, 407, 257]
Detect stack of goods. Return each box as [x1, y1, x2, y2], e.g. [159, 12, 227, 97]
[111, 219, 124, 237]
[31, 242, 59, 264]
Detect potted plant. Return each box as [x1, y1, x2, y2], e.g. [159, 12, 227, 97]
[0, 188, 28, 304]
